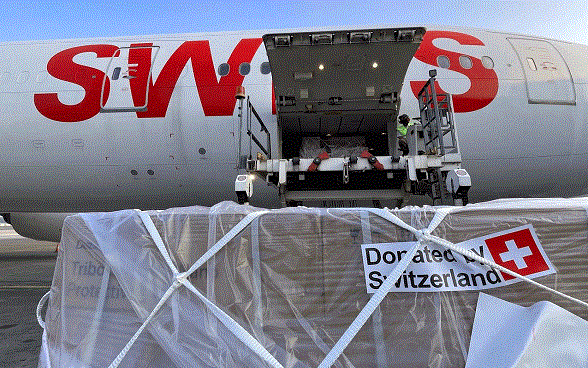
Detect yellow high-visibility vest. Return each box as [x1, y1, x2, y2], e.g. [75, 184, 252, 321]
[397, 121, 413, 136]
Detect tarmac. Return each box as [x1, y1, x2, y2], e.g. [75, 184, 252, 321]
[0, 225, 58, 368]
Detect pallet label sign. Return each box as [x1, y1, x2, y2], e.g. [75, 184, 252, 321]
[362, 225, 555, 292]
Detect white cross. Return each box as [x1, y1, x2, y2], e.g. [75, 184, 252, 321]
[499, 240, 533, 269]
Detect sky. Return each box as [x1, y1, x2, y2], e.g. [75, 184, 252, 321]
[0, 0, 586, 45]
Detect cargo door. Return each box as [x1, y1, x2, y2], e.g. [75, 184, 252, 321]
[263, 28, 425, 135]
[508, 38, 575, 105]
[100, 45, 160, 112]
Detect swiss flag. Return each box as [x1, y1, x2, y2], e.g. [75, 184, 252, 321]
[485, 228, 551, 281]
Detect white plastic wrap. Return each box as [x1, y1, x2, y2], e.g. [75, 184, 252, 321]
[466, 293, 588, 367]
[38, 198, 588, 367]
[299, 136, 368, 158]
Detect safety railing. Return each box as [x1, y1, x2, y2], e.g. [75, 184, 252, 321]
[247, 97, 272, 161]
[417, 70, 458, 156]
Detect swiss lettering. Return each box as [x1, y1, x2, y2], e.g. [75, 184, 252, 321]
[34, 45, 118, 122]
[35, 31, 500, 122]
[34, 39, 262, 122]
[129, 38, 262, 117]
[410, 31, 499, 113]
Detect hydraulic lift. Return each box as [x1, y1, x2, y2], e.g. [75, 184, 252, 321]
[235, 27, 470, 207]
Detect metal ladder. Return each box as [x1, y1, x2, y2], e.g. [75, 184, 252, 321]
[417, 70, 458, 156]
[236, 96, 271, 169]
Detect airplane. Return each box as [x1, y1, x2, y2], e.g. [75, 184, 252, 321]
[0, 25, 586, 242]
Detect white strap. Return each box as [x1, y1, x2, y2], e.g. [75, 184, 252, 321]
[428, 232, 588, 309]
[318, 239, 423, 368]
[140, 210, 184, 345]
[36, 290, 51, 329]
[85, 205, 588, 368]
[318, 208, 453, 368]
[109, 210, 282, 368]
[283, 295, 348, 368]
[181, 280, 284, 368]
[109, 280, 180, 368]
[183, 211, 270, 278]
[361, 211, 387, 368]
[40, 328, 52, 368]
[320, 205, 588, 368]
[207, 211, 219, 337]
[138, 211, 179, 275]
[251, 217, 265, 343]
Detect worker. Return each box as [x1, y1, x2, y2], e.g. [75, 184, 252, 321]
[397, 114, 413, 136]
[397, 114, 413, 155]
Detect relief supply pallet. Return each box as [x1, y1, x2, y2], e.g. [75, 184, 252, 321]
[235, 27, 470, 208]
[37, 198, 588, 367]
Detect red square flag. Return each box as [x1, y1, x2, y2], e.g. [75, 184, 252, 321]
[485, 227, 551, 281]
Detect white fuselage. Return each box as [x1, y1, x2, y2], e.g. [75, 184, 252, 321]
[0, 25, 586, 213]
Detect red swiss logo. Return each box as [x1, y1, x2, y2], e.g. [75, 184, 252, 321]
[485, 228, 551, 281]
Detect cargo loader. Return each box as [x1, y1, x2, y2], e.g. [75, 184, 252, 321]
[235, 27, 470, 207]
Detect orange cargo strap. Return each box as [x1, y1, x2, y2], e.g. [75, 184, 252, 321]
[308, 151, 330, 172]
[360, 150, 384, 171]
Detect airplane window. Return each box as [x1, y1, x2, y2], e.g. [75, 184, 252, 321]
[36, 71, 48, 83]
[260, 62, 271, 75]
[459, 55, 473, 69]
[17, 71, 30, 84]
[481, 56, 494, 69]
[111, 67, 121, 80]
[239, 62, 250, 76]
[218, 63, 230, 76]
[437, 55, 450, 69]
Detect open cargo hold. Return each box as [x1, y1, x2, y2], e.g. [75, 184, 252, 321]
[38, 198, 588, 367]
